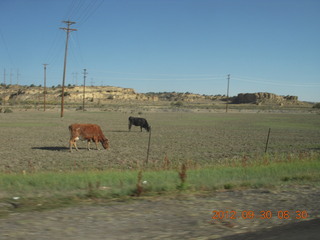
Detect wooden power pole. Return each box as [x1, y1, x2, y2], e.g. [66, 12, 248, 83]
[82, 69, 87, 111]
[60, 20, 77, 118]
[226, 74, 230, 113]
[3, 69, 6, 85]
[43, 64, 48, 111]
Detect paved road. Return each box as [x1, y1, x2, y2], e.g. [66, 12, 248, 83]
[222, 218, 320, 240]
[1, 187, 319, 239]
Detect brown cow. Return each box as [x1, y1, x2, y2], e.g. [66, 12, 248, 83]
[69, 124, 110, 152]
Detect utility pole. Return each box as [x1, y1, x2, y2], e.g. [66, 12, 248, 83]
[3, 69, 6, 85]
[10, 69, 13, 85]
[43, 64, 48, 111]
[82, 69, 87, 111]
[60, 20, 77, 118]
[75, 72, 78, 86]
[16, 69, 20, 85]
[226, 74, 230, 113]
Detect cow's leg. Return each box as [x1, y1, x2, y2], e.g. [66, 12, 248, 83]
[69, 139, 74, 152]
[74, 142, 79, 151]
[87, 140, 91, 151]
[70, 138, 79, 152]
[74, 137, 80, 151]
[140, 126, 143, 132]
[128, 122, 132, 131]
[74, 139, 79, 151]
[94, 139, 100, 150]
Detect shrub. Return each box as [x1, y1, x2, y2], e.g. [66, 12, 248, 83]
[224, 183, 234, 189]
[76, 106, 86, 111]
[171, 101, 184, 107]
[312, 103, 320, 109]
[4, 108, 13, 113]
[59, 92, 70, 97]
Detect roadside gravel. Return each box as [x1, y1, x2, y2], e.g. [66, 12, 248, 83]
[0, 185, 319, 239]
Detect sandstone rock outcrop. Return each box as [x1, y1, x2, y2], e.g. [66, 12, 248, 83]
[0, 85, 302, 107]
[232, 92, 298, 105]
[0, 85, 158, 103]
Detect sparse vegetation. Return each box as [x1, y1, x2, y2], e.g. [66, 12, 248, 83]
[0, 105, 319, 216]
[171, 101, 184, 107]
[0, 153, 319, 214]
[312, 102, 320, 108]
[3, 108, 13, 113]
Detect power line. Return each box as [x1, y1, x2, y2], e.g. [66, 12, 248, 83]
[95, 77, 225, 81]
[64, 0, 85, 21]
[70, 33, 85, 67]
[233, 76, 320, 87]
[10, 69, 13, 85]
[77, 0, 105, 26]
[63, 0, 104, 27]
[92, 70, 226, 78]
[0, 28, 15, 68]
[16, 69, 20, 85]
[3, 69, 6, 85]
[42, 30, 65, 67]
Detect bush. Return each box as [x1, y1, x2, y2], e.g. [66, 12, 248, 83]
[4, 108, 13, 113]
[76, 106, 86, 111]
[59, 92, 70, 97]
[312, 103, 320, 109]
[171, 101, 184, 107]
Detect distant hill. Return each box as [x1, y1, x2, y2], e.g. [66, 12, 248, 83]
[0, 84, 308, 107]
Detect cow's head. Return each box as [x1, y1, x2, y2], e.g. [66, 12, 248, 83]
[102, 139, 110, 150]
[146, 125, 151, 132]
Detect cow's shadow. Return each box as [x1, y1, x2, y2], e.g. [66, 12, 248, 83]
[109, 129, 147, 133]
[109, 130, 128, 133]
[32, 146, 69, 151]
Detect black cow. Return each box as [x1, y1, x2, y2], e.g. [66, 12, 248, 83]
[128, 116, 151, 132]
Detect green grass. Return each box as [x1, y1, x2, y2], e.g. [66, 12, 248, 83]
[254, 115, 320, 130]
[1, 153, 319, 216]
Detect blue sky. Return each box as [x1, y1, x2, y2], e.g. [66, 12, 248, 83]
[0, 0, 319, 102]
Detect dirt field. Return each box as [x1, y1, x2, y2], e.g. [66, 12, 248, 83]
[0, 109, 319, 172]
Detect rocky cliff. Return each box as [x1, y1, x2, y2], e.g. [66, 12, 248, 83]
[0, 85, 224, 104]
[0, 85, 301, 106]
[232, 92, 299, 105]
[0, 85, 158, 103]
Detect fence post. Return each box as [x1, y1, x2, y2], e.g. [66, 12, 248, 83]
[146, 128, 152, 165]
[265, 128, 271, 153]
